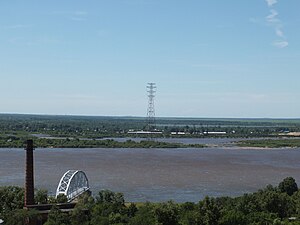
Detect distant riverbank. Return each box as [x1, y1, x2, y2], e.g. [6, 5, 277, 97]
[2, 135, 300, 149]
[0, 138, 205, 149]
[237, 138, 300, 148]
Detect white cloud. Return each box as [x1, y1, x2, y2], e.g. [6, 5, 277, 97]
[264, 0, 288, 48]
[73, 11, 88, 16]
[249, 18, 259, 24]
[272, 40, 289, 48]
[51, 10, 88, 21]
[51, 10, 88, 16]
[266, 9, 279, 23]
[70, 17, 86, 21]
[97, 30, 109, 38]
[265, 0, 277, 7]
[3, 24, 32, 29]
[8, 37, 24, 44]
[275, 27, 284, 38]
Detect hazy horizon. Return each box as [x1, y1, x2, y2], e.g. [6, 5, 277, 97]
[2, 112, 300, 120]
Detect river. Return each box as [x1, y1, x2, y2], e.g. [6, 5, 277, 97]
[1, 147, 300, 202]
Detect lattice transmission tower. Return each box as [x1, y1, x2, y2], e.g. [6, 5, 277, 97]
[146, 83, 156, 131]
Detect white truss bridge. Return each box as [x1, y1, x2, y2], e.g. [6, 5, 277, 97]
[56, 170, 90, 202]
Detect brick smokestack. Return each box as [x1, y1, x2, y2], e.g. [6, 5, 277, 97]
[25, 140, 35, 206]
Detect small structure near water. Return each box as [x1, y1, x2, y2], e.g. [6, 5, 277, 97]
[56, 170, 90, 202]
[23, 140, 89, 224]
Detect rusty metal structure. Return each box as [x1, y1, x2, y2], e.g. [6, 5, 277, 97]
[25, 140, 35, 206]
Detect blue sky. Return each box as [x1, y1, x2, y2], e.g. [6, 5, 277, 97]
[1, 0, 300, 118]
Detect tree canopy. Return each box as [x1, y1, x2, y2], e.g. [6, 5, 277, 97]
[1, 178, 300, 224]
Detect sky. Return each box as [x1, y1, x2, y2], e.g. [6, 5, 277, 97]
[1, 0, 300, 118]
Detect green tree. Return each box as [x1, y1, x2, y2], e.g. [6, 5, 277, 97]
[44, 206, 70, 225]
[219, 210, 247, 225]
[56, 193, 68, 203]
[35, 189, 48, 204]
[91, 190, 127, 225]
[4, 209, 40, 225]
[90, 216, 109, 225]
[179, 210, 203, 225]
[108, 212, 129, 224]
[246, 211, 277, 225]
[127, 203, 138, 218]
[154, 201, 180, 225]
[0, 186, 24, 219]
[261, 191, 294, 218]
[279, 177, 298, 196]
[199, 197, 220, 225]
[128, 203, 156, 225]
[70, 206, 90, 225]
[70, 192, 94, 225]
[96, 190, 124, 206]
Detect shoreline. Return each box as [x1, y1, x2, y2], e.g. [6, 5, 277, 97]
[0, 145, 299, 150]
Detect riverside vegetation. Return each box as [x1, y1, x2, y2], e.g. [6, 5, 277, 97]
[1, 177, 300, 225]
[1, 114, 300, 148]
[0, 138, 205, 148]
[238, 139, 300, 148]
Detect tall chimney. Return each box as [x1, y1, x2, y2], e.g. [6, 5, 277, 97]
[25, 140, 35, 206]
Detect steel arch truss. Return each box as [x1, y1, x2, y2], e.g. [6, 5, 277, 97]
[56, 170, 89, 202]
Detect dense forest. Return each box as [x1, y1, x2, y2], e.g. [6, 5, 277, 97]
[1, 177, 300, 225]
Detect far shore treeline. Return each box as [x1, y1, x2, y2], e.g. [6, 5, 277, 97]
[0, 138, 205, 149]
[2, 114, 300, 148]
[1, 177, 300, 224]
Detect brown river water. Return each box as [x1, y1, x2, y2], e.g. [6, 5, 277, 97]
[1, 146, 300, 202]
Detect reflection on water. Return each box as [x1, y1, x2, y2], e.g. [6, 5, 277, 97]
[1, 147, 300, 202]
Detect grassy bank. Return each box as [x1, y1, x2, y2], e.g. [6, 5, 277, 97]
[0, 137, 205, 148]
[237, 138, 300, 148]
